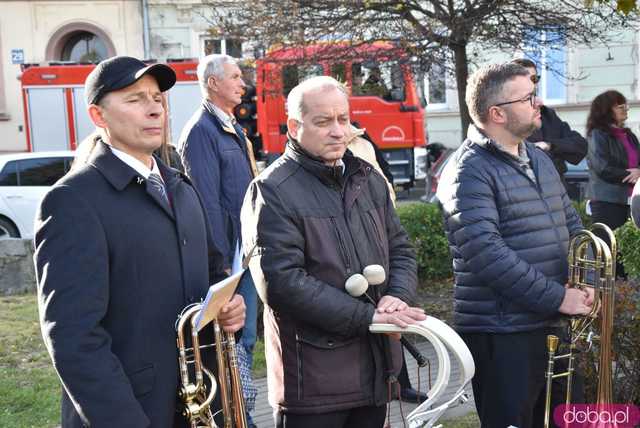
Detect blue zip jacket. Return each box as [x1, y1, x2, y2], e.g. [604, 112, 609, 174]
[437, 125, 582, 333]
[178, 102, 254, 268]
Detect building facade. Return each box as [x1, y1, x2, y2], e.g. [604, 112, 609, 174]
[0, 0, 143, 152]
[0, 1, 638, 152]
[425, 29, 640, 147]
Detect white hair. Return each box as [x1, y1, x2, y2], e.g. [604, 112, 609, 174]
[197, 54, 237, 97]
[286, 75, 349, 121]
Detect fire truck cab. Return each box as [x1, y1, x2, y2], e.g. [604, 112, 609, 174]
[256, 43, 427, 188]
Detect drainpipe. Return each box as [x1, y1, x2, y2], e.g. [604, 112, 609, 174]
[142, 0, 150, 59]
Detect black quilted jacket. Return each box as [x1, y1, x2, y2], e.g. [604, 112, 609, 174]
[437, 126, 582, 333]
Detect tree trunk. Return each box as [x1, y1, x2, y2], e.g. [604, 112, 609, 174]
[452, 42, 471, 141]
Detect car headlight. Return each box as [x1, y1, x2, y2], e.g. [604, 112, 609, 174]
[414, 147, 427, 180]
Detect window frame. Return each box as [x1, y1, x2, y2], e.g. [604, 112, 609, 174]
[202, 37, 244, 58]
[523, 30, 567, 105]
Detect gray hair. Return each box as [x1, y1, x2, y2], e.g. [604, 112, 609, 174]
[465, 62, 530, 125]
[197, 54, 237, 97]
[286, 75, 349, 121]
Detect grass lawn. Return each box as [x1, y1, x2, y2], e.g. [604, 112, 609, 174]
[1, 292, 478, 427]
[0, 294, 60, 428]
[0, 293, 268, 428]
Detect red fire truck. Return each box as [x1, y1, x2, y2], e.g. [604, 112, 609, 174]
[253, 42, 427, 187]
[20, 43, 427, 187]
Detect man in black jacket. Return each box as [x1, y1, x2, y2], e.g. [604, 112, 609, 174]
[437, 62, 593, 428]
[512, 58, 588, 188]
[241, 76, 426, 428]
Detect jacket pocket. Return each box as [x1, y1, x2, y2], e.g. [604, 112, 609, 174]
[126, 364, 155, 397]
[330, 217, 351, 273]
[365, 209, 389, 262]
[296, 332, 361, 398]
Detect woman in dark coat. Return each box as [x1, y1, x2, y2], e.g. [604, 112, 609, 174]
[586, 90, 640, 232]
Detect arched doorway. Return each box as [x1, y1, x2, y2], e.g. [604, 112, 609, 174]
[46, 22, 116, 62]
[60, 31, 108, 62]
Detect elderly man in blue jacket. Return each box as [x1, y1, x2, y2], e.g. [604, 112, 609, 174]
[437, 62, 595, 428]
[178, 54, 258, 425]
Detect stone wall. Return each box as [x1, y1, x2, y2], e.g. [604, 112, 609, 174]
[0, 239, 35, 295]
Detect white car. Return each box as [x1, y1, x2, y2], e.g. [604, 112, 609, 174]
[0, 151, 75, 239]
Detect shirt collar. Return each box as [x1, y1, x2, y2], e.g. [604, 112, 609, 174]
[206, 100, 236, 128]
[109, 145, 162, 181]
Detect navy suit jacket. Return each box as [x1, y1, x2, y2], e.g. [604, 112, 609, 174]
[34, 141, 226, 428]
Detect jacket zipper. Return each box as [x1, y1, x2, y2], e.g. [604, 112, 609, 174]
[296, 336, 303, 400]
[330, 217, 352, 274]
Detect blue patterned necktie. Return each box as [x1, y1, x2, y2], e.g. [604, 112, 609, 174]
[146, 173, 169, 205]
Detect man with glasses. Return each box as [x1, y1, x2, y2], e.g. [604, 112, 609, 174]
[437, 62, 593, 427]
[511, 58, 587, 188]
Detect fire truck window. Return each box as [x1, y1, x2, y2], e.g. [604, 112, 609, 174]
[352, 62, 404, 101]
[0, 161, 18, 186]
[16, 158, 67, 186]
[331, 64, 346, 83]
[61, 31, 108, 63]
[386, 63, 406, 102]
[282, 64, 323, 96]
[282, 65, 299, 96]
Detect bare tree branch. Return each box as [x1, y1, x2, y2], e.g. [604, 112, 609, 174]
[203, 0, 638, 133]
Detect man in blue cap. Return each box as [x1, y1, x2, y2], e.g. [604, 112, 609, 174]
[34, 55, 246, 428]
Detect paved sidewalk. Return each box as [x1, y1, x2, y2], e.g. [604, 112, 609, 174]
[249, 340, 476, 428]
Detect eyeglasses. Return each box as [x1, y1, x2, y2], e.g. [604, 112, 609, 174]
[614, 104, 629, 111]
[531, 74, 541, 84]
[494, 92, 537, 108]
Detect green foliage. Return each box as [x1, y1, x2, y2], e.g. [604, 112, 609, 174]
[575, 220, 640, 403]
[396, 202, 452, 281]
[616, 220, 640, 279]
[252, 337, 266, 378]
[579, 280, 640, 404]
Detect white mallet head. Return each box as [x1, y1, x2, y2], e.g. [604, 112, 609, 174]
[345, 273, 369, 297]
[363, 264, 386, 286]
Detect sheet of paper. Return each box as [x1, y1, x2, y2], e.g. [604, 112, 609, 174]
[194, 242, 256, 331]
[195, 271, 243, 331]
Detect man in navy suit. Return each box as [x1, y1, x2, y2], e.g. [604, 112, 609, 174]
[34, 56, 245, 428]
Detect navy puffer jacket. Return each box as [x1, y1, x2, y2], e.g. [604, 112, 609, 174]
[437, 126, 582, 333]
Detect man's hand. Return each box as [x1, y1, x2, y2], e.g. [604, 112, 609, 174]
[558, 286, 594, 316]
[218, 294, 246, 333]
[534, 141, 551, 151]
[623, 168, 640, 184]
[371, 306, 427, 329]
[584, 286, 595, 307]
[377, 295, 409, 313]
